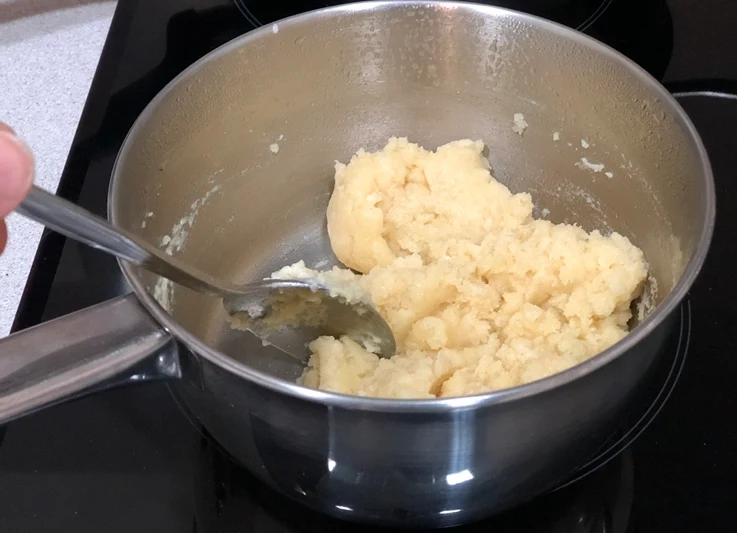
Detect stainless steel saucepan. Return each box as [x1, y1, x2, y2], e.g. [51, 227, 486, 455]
[0, 1, 715, 528]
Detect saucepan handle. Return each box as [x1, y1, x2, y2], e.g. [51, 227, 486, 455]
[0, 293, 179, 424]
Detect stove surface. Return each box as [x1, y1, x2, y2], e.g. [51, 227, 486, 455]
[1, 0, 736, 531]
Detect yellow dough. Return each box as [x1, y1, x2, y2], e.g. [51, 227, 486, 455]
[277, 137, 648, 399]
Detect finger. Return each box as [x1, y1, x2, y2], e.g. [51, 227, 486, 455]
[0, 219, 7, 255]
[0, 131, 33, 218]
[0, 123, 14, 135]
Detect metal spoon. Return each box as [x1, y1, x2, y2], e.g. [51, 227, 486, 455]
[16, 186, 396, 361]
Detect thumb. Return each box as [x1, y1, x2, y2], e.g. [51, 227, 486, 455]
[0, 128, 34, 218]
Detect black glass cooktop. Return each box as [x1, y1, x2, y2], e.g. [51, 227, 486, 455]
[1, 0, 736, 531]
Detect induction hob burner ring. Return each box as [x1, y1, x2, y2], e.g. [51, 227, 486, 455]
[555, 300, 690, 490]
[233, 0, 260, 28]
[576, 0, 614, 31]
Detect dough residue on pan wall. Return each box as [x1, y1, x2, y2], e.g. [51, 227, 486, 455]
[512, 113, 528, 135]
[153, 184, 221, 312]
[273, 138, 648, 399]
[576, 157, 605, 173]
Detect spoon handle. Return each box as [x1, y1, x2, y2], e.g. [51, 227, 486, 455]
[17, 185, 230, 298]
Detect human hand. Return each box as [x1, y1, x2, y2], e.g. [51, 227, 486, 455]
[0, 123, 34, 254]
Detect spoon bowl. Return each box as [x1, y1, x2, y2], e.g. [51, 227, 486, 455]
[224, 278, 395, 360]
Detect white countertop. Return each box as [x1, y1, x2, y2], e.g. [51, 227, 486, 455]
[0, 0, 116, 335]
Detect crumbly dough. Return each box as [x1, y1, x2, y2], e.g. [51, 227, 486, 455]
[283, 138, 648, 399]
